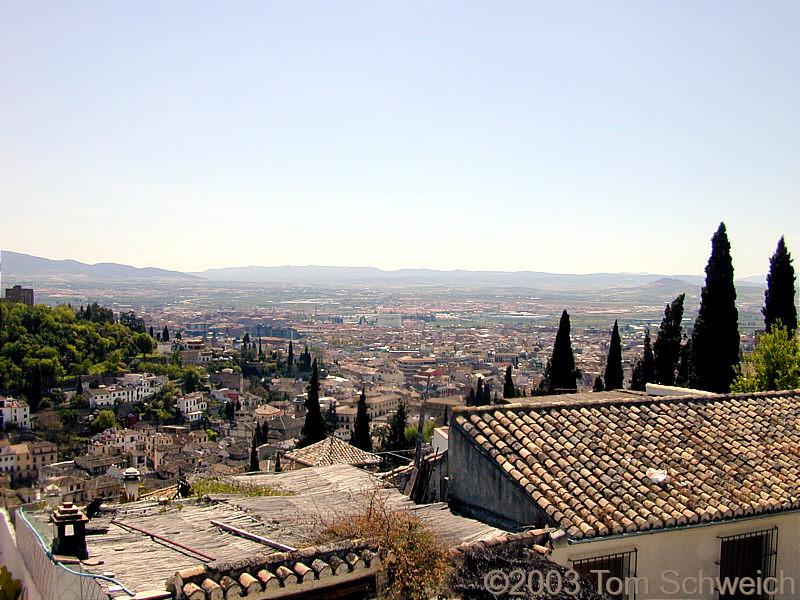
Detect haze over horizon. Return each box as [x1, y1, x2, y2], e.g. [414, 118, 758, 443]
[2, 2, 799, 277]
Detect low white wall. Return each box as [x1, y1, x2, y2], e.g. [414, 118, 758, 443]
[550, 512, 800, 600]
[0, 509, 44, 600]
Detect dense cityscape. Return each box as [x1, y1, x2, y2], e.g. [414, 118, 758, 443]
[1, 224, 799, 599]
[3, 3, 800, 599]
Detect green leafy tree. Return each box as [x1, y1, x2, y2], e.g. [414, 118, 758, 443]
[548, 310, 579, 393]
[133, 332, 155, 356]
[298, 359, 326, 448]
[78, 302, 114, 324]
[0, 564, 22, 600]
[182, 366, 203, 393]
[603, 320, 624, 390]
[690, 223, 740, 393]
[653, 294, 685, 385]
[404, 420, 435, 444]
[91, 410, 118, 432]
[763, 236, 797, 333]
[732, 325, 800, 392]
[119, 311, 145, 333]
[59, 408, 78, 428]
[162, 325, 170, 342]
[350, 389, 372, 452]
[503, 366, 515, 399]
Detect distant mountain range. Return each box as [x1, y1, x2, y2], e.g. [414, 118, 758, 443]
[1, 251, 202, 282]
[2, 250, 766, 291]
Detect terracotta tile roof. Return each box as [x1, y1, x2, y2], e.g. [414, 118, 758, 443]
[168, 539, 381, 599]
[452, 389, 800, 540]
[448, 528, 553, 560]
[283, 436, 380, 468]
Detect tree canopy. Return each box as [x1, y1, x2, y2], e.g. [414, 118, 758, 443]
[91, 409, 118, 432]
[0, 302, 142, 410]
[732, 325, 800, 392]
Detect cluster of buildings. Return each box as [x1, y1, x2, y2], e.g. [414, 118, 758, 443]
[0, 438, 57, 486]
[83, 373, 168, 408]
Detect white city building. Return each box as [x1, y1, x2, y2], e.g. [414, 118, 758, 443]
[177, 392, 207, 423]
[0, 397, 30, 429]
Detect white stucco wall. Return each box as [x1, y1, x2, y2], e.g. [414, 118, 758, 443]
[0, 509, 44, 600]
[550, 512, 800, 600]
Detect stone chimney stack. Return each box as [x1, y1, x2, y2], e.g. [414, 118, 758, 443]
[50, 501, 89, 560]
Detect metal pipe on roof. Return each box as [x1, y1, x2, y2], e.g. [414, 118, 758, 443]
[110, 520, 215, 561]
[209, 520, 296, 552]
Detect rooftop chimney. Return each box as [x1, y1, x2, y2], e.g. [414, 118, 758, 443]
[50, 501, 89, 560]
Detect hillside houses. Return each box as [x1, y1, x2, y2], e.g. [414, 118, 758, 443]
[0, 439, 57, 483]
[84, 373, 167, 408]
[0, 397, 30, 429]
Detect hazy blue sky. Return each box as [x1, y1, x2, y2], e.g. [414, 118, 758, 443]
[2, 2, 799, 276]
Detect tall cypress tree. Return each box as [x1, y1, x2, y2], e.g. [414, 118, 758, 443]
[475, 378, 484, 405]
[466, 387, 476, 406]
[763, 236, 797, 333]
[287, 340, 294, 370]
[298, 359, 326, 448]
[632, 328, 655, 391]
[248, 428, 260, 472]
[675, 339, 692, 386]
[382, 402, 411, 451]
[653, 294, 685, 386]
[549, 310, 578, 393]
[482, 382, 491, 404]
[350, 389, 372, 451]
[630, 360, 644, 391]
[503, 365, 515, 399]
[261, 421, 270, 444]
[604, 320, 624, 390]
[641, 328, 655, 386]
[690, 222, 740, 393]
[162, 325, 170, 342]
